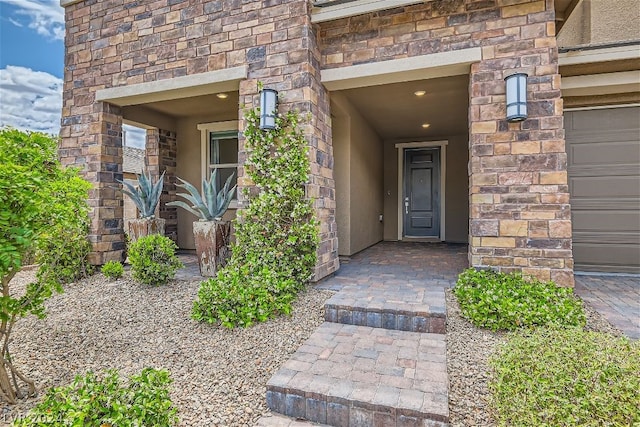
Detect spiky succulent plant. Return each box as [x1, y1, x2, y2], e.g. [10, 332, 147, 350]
[118, 170, 165, 219]
[168, 170, 236, 221]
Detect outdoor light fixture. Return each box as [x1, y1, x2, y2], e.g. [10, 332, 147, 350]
[414, 90, 426, 97]
[216, 93, 228, 99]
[505, 73, 528, 122]
[259, 88, 278, 130]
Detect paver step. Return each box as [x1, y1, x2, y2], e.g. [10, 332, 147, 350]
[323, 282, 447, 334]
[266, 323, 449, 427]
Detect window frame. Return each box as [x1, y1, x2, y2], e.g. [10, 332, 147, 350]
[197, 120, 239, 209]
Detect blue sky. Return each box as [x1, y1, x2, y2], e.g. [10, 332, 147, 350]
[0, 0, 145, 147]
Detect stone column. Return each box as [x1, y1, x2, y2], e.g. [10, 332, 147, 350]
[468, 3, 574, 286]
[237, 0, 339, 281]
[60, 102, 125, 265]
[145, 128, 178, 242]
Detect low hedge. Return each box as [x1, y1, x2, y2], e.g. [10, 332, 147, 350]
[453, 268, 585, 331]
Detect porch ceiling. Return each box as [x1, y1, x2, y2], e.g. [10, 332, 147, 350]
[141, 92, 240, 118]
[337, 75, 469, 140]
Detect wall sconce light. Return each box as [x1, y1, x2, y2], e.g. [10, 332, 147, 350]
[259, 88, 278, 130]
[504, 73, 528, 122]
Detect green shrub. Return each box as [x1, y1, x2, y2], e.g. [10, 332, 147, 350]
[36, 225, 93, 284]
[192, 102, 318, 328]
[490, 327, 639, 426]
[128, 234, 183, 286]
[194, 264, 298, 328]
[453, 268, 585, 331]
[0, 128, 91, 402]
[14, 368, 179, 427]
[102, 260, 124, 279]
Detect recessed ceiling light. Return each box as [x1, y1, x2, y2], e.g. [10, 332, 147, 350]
[216, 93, 229, 99]
[421, 123, 431, 129]
[414, 90, 426, 97]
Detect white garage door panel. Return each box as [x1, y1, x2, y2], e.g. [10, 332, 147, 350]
[566, 106, 640, 273]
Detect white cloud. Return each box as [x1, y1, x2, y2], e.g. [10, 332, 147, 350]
[0, 65, 63, 135]
[8, 17, 23, 27]
[0, 0, 65, 41]
[0, 67, 148, 149]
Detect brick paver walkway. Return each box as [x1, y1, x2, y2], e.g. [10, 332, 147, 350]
[266, 323, 448, 426]
[317, 242, 468, 292]
[575, 274, 640, 340]
[261, 243, 463, 426]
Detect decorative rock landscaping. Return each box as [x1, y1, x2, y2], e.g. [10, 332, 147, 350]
[3, 244, 627, 426]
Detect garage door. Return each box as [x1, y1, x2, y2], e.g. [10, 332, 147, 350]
[566, 106, 640, 273]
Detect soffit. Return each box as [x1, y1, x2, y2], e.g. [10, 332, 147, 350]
[336, 75, 469, 140]
[141, 92, 240, 119]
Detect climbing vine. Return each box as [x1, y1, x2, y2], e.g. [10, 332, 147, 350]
[192, 105, 319, 327]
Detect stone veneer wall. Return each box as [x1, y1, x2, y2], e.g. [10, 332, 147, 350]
[316, 0, 574, 286]
[236, 0, 339, 279]
[145, 128, 178, 242]
[60, 100, 125, 264]
[61, 0, 339, 278]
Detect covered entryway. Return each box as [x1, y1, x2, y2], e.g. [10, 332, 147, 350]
[328, 74, 470, 256]
[566, 106, 640, 273]
[94, 68, 245, 253]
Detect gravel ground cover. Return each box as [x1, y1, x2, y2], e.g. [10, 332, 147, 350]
[2, 270, 623, 427]
[1, 270, 333, 426]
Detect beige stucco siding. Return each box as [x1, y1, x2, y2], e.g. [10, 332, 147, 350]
[444, 135, 470, 243]
[175, 115, 237, 249]
[332, 94, 384, 256]
[558, 0, 640, 48]
[348, 106, 384, 255]
[333, 115, 351, 255]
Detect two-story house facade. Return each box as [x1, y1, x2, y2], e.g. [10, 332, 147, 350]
[59, 0, 640, 285]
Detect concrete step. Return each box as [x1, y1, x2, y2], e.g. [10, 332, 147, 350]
[266, 323, 449, 427]
[323, 281, 447, 334]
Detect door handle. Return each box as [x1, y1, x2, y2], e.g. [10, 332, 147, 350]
[404, 197, 409, 214]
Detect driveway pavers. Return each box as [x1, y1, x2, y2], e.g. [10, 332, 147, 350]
[575, 274, 640, 340]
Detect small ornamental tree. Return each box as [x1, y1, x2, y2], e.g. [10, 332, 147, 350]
[0, 128, 91, 403]
[192, 105, 319, 327]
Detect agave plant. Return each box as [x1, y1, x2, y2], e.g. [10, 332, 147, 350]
[168, 170, 236, 221]
[118, 170, 165, 219]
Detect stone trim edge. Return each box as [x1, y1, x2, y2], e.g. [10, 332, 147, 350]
[96, 66, 248, 106]
[321, 48, 482, 91]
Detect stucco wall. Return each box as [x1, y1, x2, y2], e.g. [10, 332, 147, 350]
[331, 93, 383, 256]
[591, 0, 640, 45]
[557, 0, 590, 47]
[445, 134, 470, 243]
[558, 0, 640, 47]
[175, 115, 237, 249]
[348, 103, 384, 255]
[332, 114, 351, 255]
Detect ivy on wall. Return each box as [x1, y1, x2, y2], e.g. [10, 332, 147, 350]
[192, 105, 319, 328]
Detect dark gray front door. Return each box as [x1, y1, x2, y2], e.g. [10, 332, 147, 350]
[403, 148, 440, 237]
